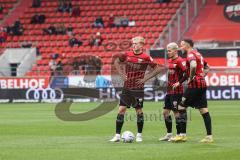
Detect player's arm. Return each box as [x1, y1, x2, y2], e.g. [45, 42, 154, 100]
[138, 64, 164, 84]
[172, 60, 187, 89]
[188, 60, 197, 83]
[203, 61, 210, 77]
[113, 53, 127, 81]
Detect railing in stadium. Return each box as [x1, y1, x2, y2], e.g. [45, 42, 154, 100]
[151, 0, 207, 49]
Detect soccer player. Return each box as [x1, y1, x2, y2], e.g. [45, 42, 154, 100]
[135, 42, 186, 141]
[171, 39, 213, 143]
[109, 36, 159, 142]
[159, 42, 186, 141]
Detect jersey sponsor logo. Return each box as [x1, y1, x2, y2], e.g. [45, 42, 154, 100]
[188, 54, 194, 58]
[26, 88, 64, 100]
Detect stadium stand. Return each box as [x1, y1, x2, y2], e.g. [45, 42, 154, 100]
[185, 0, 240, 42]
[0, 0, 18, 20]
[1, 0, 184, 76]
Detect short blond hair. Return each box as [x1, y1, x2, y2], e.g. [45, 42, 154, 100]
[132, 36, 145, 44]
[167, 42, 178, 50]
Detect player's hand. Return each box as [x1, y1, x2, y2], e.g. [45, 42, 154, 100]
[120, 73, 127, 81]
[187, 76, 195, 84]
[172, 82, 180, 90]
[136, 78, 146, 85]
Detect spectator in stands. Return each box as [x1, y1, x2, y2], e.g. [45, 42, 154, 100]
[11, 20, 24, 36]
[30, 14, 45, 24]
[57, 2, 68, 12]
[56, 60, 63, 75]
[89, 35, 95, 46]
[38, 13, 46, 23]
[71, 6, 80, 17]
[73, 59, 79, 71]
[0, 27, 7, 43]
[43, 25, 57, 35]
[58, 0, 66, 5]
[31, 14, 39, 24]
[121, 14, 129, 27]
[93, 16, 104, 28]
[32, 42, 40, 56]
[66, 1, 72, 13]
[67, 24, 74, 36]
[49, 59, 57, 75]
[32, 0, 41, 8]
[51, 48, 60, 59]
[114, 17, 122, 27]
[156, 0, 171, 3]
[56, 23, 66, 35]
[89, 32, 103, 46]
[21, 40, 32, 48]
[0, 6, 3, 13]
[94, 57, 102, 74]
[107, 14, 115, 27]
[69, 35, 83, 47]
[94, 32, 103, 46]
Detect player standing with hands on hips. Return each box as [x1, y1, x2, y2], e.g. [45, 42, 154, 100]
[110, 36, 160, 142]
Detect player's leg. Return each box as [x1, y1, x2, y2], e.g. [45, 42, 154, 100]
[173, 111, 180, 136]
[171, 105, 187, 142]
[173, 94, 183, 137]
[172, 91, 191, 142]
[199, 108, 213, 143]
[159, 95, 173, 141]
[135, 99, 144, 142]
[109, 106, 127, 142]
[159, 109, 173, 141]
[197, 88, 213, 143]
[168, 111, 180, 142]
[110, 92, 130, 142]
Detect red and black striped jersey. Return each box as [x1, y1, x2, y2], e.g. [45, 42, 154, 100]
[118, 51, 156, 90]
[167, 56, 186, 94]
[186, 50, 207, 88]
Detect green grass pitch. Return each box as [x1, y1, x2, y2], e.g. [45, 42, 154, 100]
[0, 101, 240, 160]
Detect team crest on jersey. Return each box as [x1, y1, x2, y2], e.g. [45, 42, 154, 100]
[182, 61, 186, 66]
[188, 54, 194, 58]
[138, 58, 143, 63]
[182, 97, 186, 102]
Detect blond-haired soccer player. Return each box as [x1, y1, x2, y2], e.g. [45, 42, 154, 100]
[110, 36, 158, 142]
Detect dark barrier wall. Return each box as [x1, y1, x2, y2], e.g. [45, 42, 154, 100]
[0, 87, 240, 102]
[150, 48, 240, 58]
[217, 0, 239, 4]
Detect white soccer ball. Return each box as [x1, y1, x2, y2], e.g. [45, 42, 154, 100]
[121, 131, 135, 143]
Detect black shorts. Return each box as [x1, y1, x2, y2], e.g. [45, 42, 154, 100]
[119, 88, 144, 108]
[164, 94, 183, 111]
[180, 88, 207, 109]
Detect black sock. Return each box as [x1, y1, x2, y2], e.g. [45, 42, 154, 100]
[137, 113, 144, 133]
[179, 110, 187, 134]
[164, 115, 172, 133]
[175, 117, 181, 135]
[116, 114, 124, 134]
[202, 112, 212, 135]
